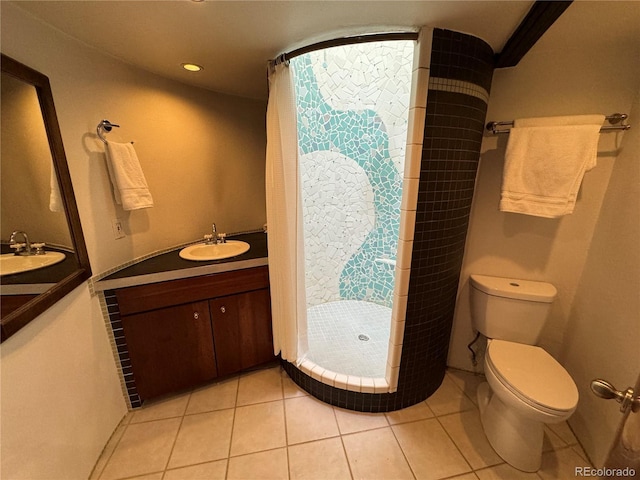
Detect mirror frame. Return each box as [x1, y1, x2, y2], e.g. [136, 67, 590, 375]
[1, 54, 92, 342]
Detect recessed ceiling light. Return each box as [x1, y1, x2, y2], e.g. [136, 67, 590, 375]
[181, 63, 204, 72]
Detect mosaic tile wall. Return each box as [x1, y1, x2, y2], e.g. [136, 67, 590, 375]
[285, 29, 495, 412]
[292, 41, 414, 308]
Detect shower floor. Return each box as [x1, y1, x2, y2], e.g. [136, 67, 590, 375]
[306, 300, 391, 378]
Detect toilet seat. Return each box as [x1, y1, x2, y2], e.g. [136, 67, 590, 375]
[486, 340, 579, 415]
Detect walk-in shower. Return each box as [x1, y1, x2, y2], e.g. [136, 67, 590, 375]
[291, 40, 414, 378]
[276, 28, 494, 412]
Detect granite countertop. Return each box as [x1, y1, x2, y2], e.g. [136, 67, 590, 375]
[94, 231, 269, 292]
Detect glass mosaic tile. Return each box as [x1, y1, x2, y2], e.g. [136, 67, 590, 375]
[292, 41, 414, 309]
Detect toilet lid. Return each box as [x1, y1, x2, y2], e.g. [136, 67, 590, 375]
[487, 340, 579, 413]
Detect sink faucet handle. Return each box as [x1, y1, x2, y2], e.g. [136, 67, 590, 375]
[203, 234, 214, 245]
[31, 243, 46, 255]
[9, 243, 26, 253]
[217, 233, 227, 244]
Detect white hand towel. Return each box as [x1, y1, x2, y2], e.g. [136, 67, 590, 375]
[105, 141, 154, 210]
[49, 162, 63, 212]
[499, 114, 605, 218]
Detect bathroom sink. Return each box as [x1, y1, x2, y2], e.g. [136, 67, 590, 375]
[0, 252, 66, 276]
[179, 240, 250, 261]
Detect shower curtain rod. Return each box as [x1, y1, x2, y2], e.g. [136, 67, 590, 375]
[486, 113, 631, 135]
[273, 31, 419, 65]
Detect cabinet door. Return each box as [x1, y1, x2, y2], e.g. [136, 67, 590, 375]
[210, 289, 274, 377]
[121, 301, 217, 400]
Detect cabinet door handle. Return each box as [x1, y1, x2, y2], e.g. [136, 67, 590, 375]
[220, 306, 226, 313]
[193, 312, 200, 320]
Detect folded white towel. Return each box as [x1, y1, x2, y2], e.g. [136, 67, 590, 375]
[49, 162, 63, 212]
[499, 114, 605, 218]
[105, 142, 154, 210]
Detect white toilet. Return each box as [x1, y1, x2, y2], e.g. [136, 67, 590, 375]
[469, 274, 579, 472]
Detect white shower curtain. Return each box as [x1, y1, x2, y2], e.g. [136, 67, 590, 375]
[265, 60, 308, 363]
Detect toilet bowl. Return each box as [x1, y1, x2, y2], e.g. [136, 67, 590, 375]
[477, 339, 579, 471]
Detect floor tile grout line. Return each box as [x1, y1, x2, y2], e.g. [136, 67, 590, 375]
[286, 432, 343, 448]
[223, 376, 241, 479]
[338, 423, 397, 439]
[433, 412, 477, 476]
[278, 368, 292, 479]
[387, 422, 419, 480]
[159, 390, 192, 476]
[111, 469, 166, 480]
[93, 417, 130, 480]
[334, 406, 356, 480]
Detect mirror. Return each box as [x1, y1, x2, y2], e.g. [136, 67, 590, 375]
[1, 54, 92, 341]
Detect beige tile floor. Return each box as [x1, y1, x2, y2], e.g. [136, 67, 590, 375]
[91, 366, 592, 480]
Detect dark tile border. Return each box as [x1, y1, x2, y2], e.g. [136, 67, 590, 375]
[103, 290, 142, 408]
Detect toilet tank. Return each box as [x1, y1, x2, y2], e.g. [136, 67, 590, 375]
[469, 274, 557, 345]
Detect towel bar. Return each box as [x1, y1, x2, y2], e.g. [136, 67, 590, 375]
[486, 113, 630, 135]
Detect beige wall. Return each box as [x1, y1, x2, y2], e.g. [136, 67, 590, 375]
[0, 284, 124, 480]
[562, 87, 640, 467]
[448, 1, 639, 467]
[1, 3, 267, 479]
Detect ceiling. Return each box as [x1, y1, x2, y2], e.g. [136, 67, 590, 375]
[8, 1, 640, 101]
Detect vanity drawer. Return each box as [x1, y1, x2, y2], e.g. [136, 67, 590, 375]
[115, 265, 269, 316]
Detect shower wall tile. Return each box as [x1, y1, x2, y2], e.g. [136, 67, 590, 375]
[393, 267, 411, 297]
[321, 369, 337, 386]
[392, 293, 408, 324]
[410, 67, 430, 109]
[374, 378, 389, 394]
[404, 144, 423, 179]
[346, 376, 362, 393]
[360, 377, 376, 394]
[398, 210, 417, 241]
[293, 41, 414, 309]
[310, 365, 324, 382]
[390, 320, 406, 346]
[285, 28, 494, 412]
[396, 240, 414, 270]
[407, 107, 427, 144]
[387, 365, 401, 391]
[414, 27, 433, 70]
[334, 374, 348, 390]
[388, 343, 403, 367]
[400, 178, 420, 211]
[300, 360, 315, 377]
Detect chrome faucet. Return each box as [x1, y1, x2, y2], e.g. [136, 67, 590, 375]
[204, 223, 220, 245]
[205, 223, 226, 244]
[9, 230, 32, 255]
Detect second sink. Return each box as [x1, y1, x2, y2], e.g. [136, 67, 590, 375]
[0, 251, 66, 276]
[179, 240, 250, 261]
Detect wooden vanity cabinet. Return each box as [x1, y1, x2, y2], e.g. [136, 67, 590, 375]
[115, 266, 273, 401]
[211, 288, 274, 376]
[121, 301, 217, 400]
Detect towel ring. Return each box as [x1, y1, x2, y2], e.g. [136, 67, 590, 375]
[97, 119, 120, 144]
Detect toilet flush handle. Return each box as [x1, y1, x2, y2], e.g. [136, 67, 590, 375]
[590, 379, 640, 414]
